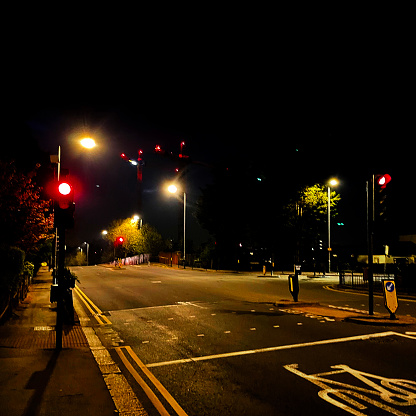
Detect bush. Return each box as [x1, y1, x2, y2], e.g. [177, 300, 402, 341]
[0, 246, 25, 295]
[24, 261, 34, 278]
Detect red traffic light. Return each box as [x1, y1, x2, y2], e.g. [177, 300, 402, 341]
[376, 174, 392, 189]
[115, 236, 124, 245]
[56, 181, 74, 209]
[54, 180, 75, 228]
[58, 182, 72, 196]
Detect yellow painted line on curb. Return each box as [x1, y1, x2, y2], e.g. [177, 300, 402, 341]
[74, 286, 111, 325]
[115, 347, 171, 416]
[116, 346, 189, 416]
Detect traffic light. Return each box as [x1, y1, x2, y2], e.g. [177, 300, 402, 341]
[375, 174, 392, 221]
[376, 174, 392, 189]
[54, 180, 75, 229]
[115, 236, 124, 245]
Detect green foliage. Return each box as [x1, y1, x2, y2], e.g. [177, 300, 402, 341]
[0, 246, 25, 295]
[23, 261, 34, 278]
[62, 267, 78, 289]
[284, 183, 341, 229]
[66, 251, 87, 266]
[283, 183, 341, 260]
[140, 224, 164, 256]
[199, 241, 216, 269]
[105, 218, 164, 256]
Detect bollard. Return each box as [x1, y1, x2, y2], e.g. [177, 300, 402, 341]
[288, 273, 299, 302]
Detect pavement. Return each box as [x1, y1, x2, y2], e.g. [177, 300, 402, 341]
[0, 266, 117, 416]
[273, 299, 416, 325]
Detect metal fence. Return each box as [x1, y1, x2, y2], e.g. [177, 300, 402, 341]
[339, 271, 394, 289]
[339, 268, 416, 294]
[114, 254, 150, 266]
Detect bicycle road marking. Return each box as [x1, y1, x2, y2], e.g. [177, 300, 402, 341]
[285, 363, 416, 416]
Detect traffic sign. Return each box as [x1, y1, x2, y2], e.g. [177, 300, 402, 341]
[382, 280, 398, 318]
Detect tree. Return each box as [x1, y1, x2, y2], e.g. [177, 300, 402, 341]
[105, 218, 164, 257]
[283, 183, 341, 263]
[0, 162, 54, 253]
[140, 224, 164, 256]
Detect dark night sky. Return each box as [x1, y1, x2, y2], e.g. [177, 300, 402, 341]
[3, 14, 414, 251]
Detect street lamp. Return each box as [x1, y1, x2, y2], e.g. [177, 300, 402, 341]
[80, 138, 96, 149]
[83, 241, 89, 266]
[167, 184, 178, 194]
[327, 178, 339, 273]
[166, 183, 186, 265]
[131, 214, 142, 228]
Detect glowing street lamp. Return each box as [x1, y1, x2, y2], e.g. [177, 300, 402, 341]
[166, 183, 186, 264]
[167, 184, 178, 194]
[80, 138, 96, 149]
[327, 178, 339, 273]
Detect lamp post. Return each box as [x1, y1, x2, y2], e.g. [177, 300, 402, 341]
[327, 178, 339, 273]
[51, 138, 96, 349]
[167, 184, 186, 266]
[84, 242, 89, 266]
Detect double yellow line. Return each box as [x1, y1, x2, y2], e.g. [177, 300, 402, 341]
[74, 286, 187, 415]
[115, 346, 188, 416]
[74, 285, 112, 325]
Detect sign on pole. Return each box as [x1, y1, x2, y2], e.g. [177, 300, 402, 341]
[382, 280, 398, 319]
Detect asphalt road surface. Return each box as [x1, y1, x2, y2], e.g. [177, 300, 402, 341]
[72, 265, 416, 416]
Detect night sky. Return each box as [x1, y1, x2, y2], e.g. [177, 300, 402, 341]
[4, 16, 414, 253]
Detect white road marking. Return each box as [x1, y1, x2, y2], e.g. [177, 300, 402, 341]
[151, 281, 162, 284]
[285, 363, 416, 416]
[328, 305, 371, 315]
[324, 285, 416, 302]
[224, 330, 231, 334]
[250, 327, 257, 331]
[34, 326, 54, 331]
[115, 301, 207, 312]
[176, 301, 207, 309]
[147, 331, 407, 368]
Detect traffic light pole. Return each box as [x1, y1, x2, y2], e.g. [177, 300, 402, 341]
[366, 176, 374, 315]
[56, 225, 65, 349]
